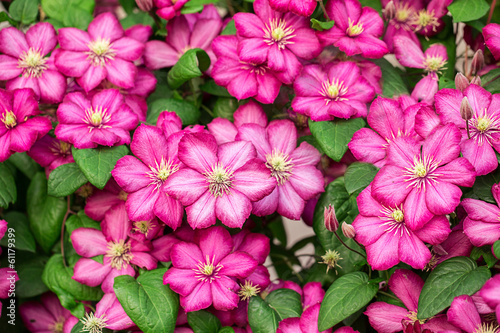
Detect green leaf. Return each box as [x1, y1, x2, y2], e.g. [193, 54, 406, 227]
[114, 267, 179, 333]
[309, 118, 365, 162]
[470, 246, 497, 268]
[373, 58, 409, 97]
[8, 152, 41, 179]
[167, 48, 211, 89]
[147, 98, 200, 126]
[0, 163, 17, 208]
[214, 97, 239, 121]
[119, 0, 136, 14]
[41, 0, 94, 22]
[310, 18, 335, 31]
[417, 256, 492, 319]
[493, 240, 500, 259]
[121, 12, 155, 29]
[66, 211, 101, 235]
[448, 0, 489, 22]
[219, 328, 235, 333]
[200, 80, 232, 97]
[42, 254, 104, 312]
[187, 310, 222, 333]
[72, 145, 128, 189]
[359, 0, 382, 12]
[467, 167, 500, 204]
[27, 172, 66, 253]
[62, 5, 93, 29]
[221, 20, 236, 35]
[48, 163, 88, 197]
[265, 289, 302, 320]
[344, 162, 378, 195]
[15, 251, 49, 298]
[0, 12, 18, 26]
[0, 212, 36, 253]
[9, 0, 39, 24]
[318, 272, 378, 330]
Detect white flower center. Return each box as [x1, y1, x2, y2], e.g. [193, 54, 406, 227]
[81, 313, 107, 333]
[263, 19, 295, 50]
[265, 150, 293, 185]
[346, 18, 364, 37]
[18, 47, 48, 78]
[86, 38, 116, 66]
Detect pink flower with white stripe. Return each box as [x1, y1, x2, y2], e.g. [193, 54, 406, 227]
[79, 293, 134, 332]
[154, 0, 190, 20]
[163, 226, 258, 312]
[71, 204, 157, 293]
[447, 295, 496, 333]
[0, 23, 67, 103]
[484, 23, 500, 61]
[27, 135, 74, 177]
[166, 132, 276, 229]
[54, 89, 138, 149]
[394, 36, 447, 73]
[55, 13, 144, 92]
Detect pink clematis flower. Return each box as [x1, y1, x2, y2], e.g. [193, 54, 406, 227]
[55, 13, 144, 92]
[0, 23, 67, 103]
[20, 293, 79, 333]
[269, 0, 317, 16]
[412, 0, 453, 37]
[480, 275, 500, 321]
[349, 97, 419, 167]
[292, 61, 375, 121]
[84, 178, 127, 221]
[27, 135, 74, 177]
[484, 23, 500, 60]
[55, 89, 138, 149]
[166, 132, 276, 229]
[154, 0, 190, 20]
[234, 0, 322, 81]
[0, 88, 52, 162]
[435, 85, 500, 176]
[236, 119, 325, 220]
[447, 295, 497, 333]
[353, 184, 451, 270]
[394, 36, 447, 73]
[144, 5, 222, 74]
[381, 0, 421, 52]
[317, 0, 388, 58]
[366, 269, 460, 333]
[112, 123, 184, 230]
[163, 226, 258, 312]
[80, 293, 134, 332]
[71, 204, 157, 293]
[426, 224, 473, 270]
[411, 72, 439, 104]
[371, 124, 476, 230]
[462, 183, 500, 247]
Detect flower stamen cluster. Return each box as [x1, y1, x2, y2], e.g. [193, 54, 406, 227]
[146, 157, 180, 190]
[265, 149, 293, 185]
[238, 281, 261, 301]
[346, 18, 364, 37]
[205, 163, 234, 197]
[263, 18, 296, 50]
[106, 240, 133, 270]
[1, 110, 17, 129]
[86, 38, 116, 66]
[18, 47, 48, 78]
[83, 106, 112, 132]
[404, 155, 440, 190]
[194, 255, 223, 283]
[81, 312, 107, 333]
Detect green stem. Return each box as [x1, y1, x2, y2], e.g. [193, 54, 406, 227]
[377, 291, 400, 301]
[333, 231, 366, 259]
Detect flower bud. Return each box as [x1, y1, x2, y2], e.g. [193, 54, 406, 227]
[471, 49, 485, 75]
[341, 222, 356, 239]
[383, 1, 396, 20]
[136, 0, 153, 11]
[471, 76, 482, 86]
[324, 204, 338, 232]
[454, 72, 469, 92]
[460, 97, 473, 121]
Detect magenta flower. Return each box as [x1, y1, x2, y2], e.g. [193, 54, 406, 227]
[371, 124, 476, 230]
[382, 0, 421, 52]
[80, 293, 134, 332]
[211, 35, 283, 104]
[84, 178, 127, 221]
[394, 36, 447, 73]
[269, 0, 317, 16]
[144, 5, 222, 74]
[435, 84, 500, 176]
[0, 88, 52, 162]
[462, 184, 500, 247]
[55, 13, 144, 92]
[480, 275, 500, 321]
[366, 269, 459, 333]
[292, 62, 375, 121]
[412, 0, 452, 36]
[154, 0, 190, 20]
[447, 295, 495, 333]
[163, 226, 258, 312]
[427, 226, 473, 269]
[112, 123, 184, 230]
[0, 23, 66, 103]
[234, 0, 322, 81]
[208, 101, 268, 145]
[411, 72, 439, 104]
[349, 97, 419, 167]
[236, 120, 324, 219]
[71, 204, 157, 293]
[20, 293, 78, 333]
[353, 184, 450, 270]
[484, 23, 500, 60]
[27, 135, 74, 176]
[166, 132, 276, 229]
[55, 89, 138, 149]
[317, 0, 388, 58]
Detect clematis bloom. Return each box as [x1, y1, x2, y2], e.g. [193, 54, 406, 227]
[269, 0, 317, 16]
[484, 23, 500, 60]
[154, 0, 190, 20]
[394, 36, 447, 73]
[447, 295, 497, 333]
[27, 135, 74, 176]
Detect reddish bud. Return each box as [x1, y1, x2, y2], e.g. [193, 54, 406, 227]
[471, 76, 482, 86]
[454, 72, 469, 92]
[136, 0, 153, 11]
[324, 205, 338, 232]
[341, 222, 356, 239]
[471, 49, 485, 75]
[383, 1, 396, 20]
[460, 97, 473, 121]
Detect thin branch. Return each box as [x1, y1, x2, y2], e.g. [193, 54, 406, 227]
[488, 0, 497, 24]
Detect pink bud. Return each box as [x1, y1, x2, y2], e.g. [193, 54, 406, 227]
[341, 222, 356, 239]
[471, 49, 485, 75]
[324, 205, 338, 232]
[460, 97, 473, 121]
[455, 72, 469, 92]
[136, 0, 153, 11]
[471, 76, 482, 86]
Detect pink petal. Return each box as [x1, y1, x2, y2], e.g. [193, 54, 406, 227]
[88, 13, 124, 42]
[414, 215, 451, 245]
[368, 97, 405, 139]
[399, 231, 432, 269]
[130, 252, 157, 270]
[125, 186, 158, 221]
[55, 50, 90, 77]
[484, 23, 500, 60]
[352, 216, 386, 246]
[403, 188, 434, 230]
[434, 88, 463, 127]
[178, 133, 218, 173]
[460, 138, 497, 176]
[234, 100, 268, 128]
[463, 218, 500, 247]
[234, 13, 266, 38]
[365, 302, 407, 333]
[366, 232, 400, 270]
[277, 182, 305, 220]
[37, 70, 67, 103]
[186, 191, 217, 229]
[0, 27, 28, 57]
[112, 156, 151, 192]
[252, 187, 279, 216]
[71, 228, 108, 257]
[289, 165, 324, 200]
[207, 118, 238, 145]
[165, 168, 208, 206]
[171, 242, 203, 269]
[101, 264, 135, 293]
[436, 157, 476, 186]
[211, 277, 240, 311]
[277, 317, 301, 332]
[233, 159, 276, 201]
[130, 124, 169, 167]
[163, 268, 199, 296]
[216, 190, 253, 228]
[112, 37, 144, 62]
[237, 37, 269, 65]
[371, 165, 412, 207]
[422, 124, 461, 166]
[106, 58, 137, 90]
[0, 55, 23, 80]
[180, 282, 212, 312]
[447, 295, 481, 333]
[386, 136, 420, 169]
[348, 128, 387, 166]
[461, 198, 500, 223]
[218, 141, 256, 171]
[425, 181, 462, 216]
[144, 40, 179, 69]
[267, 120, 297, 155]
[289, 142, 322, 167]
[20, 301, 56, 332]
[26, 23, 57, 56]
[76, 65, 107, 92]
[219, 251, 257, 278]
[154, 193, 183, 230]
[58, 28, 91, 52]
[72, 258, 110, 287]
[394, 35, 425, 68]
[101, 204, 130, 243]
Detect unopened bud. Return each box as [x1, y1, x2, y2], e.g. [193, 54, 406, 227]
[135, 0, 153, 11]
[341, 222, 356, 239]
[460, 97, 473, 121]
[383, 1, 396, 20]
[455, 72, 469, 92]
[324, 204, 338, 232]
[471, 76, 482, 86]
[471, 49, 485, 75]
